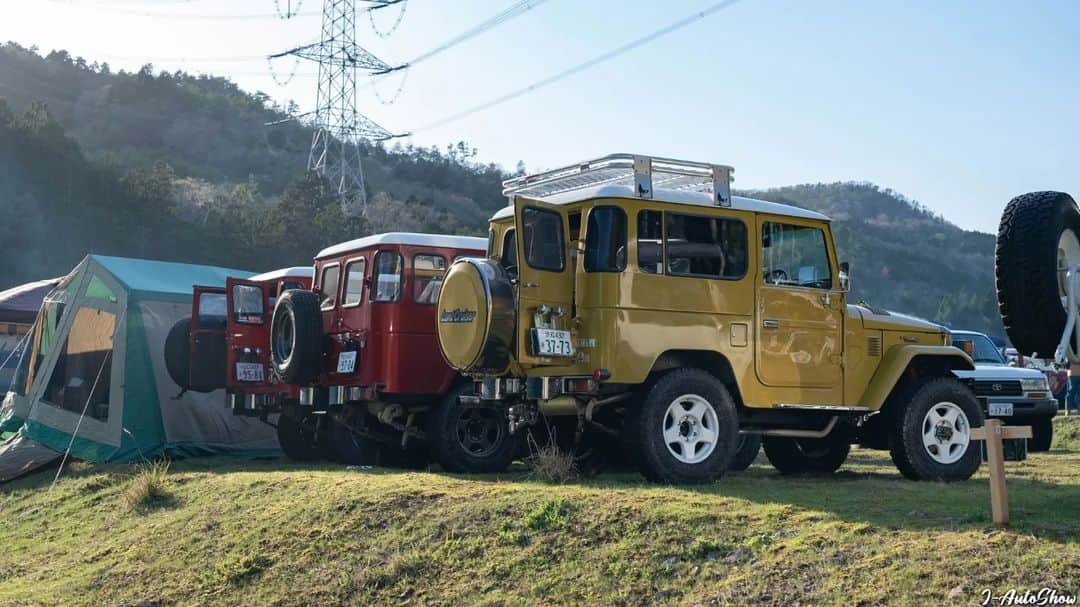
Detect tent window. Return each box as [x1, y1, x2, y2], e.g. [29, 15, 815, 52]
[85, 276, 117, 302]
[26, 301, 65, 393]
[44, 307, 116, 421]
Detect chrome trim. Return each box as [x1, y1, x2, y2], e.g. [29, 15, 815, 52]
[774, 403, 870, 412]
[328, 386, 346, 406]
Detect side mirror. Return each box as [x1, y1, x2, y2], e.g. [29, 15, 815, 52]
[838, 261, 851, 292]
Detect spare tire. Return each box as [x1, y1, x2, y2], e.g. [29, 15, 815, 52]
[996, 191, 1080, 358]
[164, 317, 192, 390]
[435, 258, 514, 374]
[270, 290, 322, 385]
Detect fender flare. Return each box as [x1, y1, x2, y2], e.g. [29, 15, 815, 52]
[859, 345, 974, 411]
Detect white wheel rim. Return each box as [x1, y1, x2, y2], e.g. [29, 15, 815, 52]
[921, 402, 971, 464]
[1059, 230, 1080, 308]
[663, 394, 720, 464]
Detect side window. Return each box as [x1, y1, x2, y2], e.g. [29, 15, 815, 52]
[319, 264, 340, 310]
[762, 222, 832, 289]
[584, 206, 628, 272]
[372, 251, 403, 302]
[413, 254, 448, 304]
[665, 213, 748, 279]
[521, 207, 565, 272]
[501, 229, 518, 271]
[232, 285, 264, 324]
[343, 259, 366, 307]
[637, 210, 663, 274]
[44, 307, 116, 421]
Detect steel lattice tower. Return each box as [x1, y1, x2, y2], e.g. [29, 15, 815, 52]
[271, 0, 399, 215]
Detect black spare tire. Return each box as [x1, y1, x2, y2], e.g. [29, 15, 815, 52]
[996, 191, 1080, 358]
[270, 290, 323, 385]
[164, 317, 193, 390]
[164, 316, 225, 393]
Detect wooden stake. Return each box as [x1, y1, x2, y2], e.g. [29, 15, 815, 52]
[970, 419, 1033, 527]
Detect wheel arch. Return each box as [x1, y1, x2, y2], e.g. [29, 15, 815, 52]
[648, 349, 745, 408]
[860, 345, 974, 413]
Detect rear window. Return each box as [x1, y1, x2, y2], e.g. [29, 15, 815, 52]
[413, 254, 447, 305]
[522, 207, 564, 272]
[319, 264, 340, 310]
[501, 229, 518, 271]
[232, 284, 264, 324]
[584, 206, 627, 272]
[343, 259, 366, 307]
[372, 252, 403, 302]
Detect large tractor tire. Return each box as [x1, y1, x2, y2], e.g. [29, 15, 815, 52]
[428, 382, 519, 473]
[996, 191, 1080, 358]
[435, 258, 515, 374]
[623, 368, 739, 484]
[889, 377, 984, 482]
[270, 290, 322, 385]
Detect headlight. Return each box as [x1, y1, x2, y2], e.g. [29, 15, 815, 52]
[1021, 377, 1049, 392]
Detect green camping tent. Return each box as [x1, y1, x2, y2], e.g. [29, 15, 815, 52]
[0, 255, 280, 471]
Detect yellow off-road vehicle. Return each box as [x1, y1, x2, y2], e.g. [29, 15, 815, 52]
[436, 154, 982, 484]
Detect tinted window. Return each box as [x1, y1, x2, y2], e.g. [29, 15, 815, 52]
[413, 254, 448, 304]
[320, 265, 340, 309]
[762, 222, 832, 289]
[501, 229, 518, 271]
[665, 213, 748, 279]
[232, 284, 264, 324]
[372, 252, 403, 302]
[343, 259, 366, 307]
[522, 207, 564, 271]
[584, 206, 627, 272]
[637, 210, 663, 274]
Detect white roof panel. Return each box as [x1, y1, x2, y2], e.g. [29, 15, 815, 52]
[490, 186, 830, 222]
[248, 267, 314, 282]
[316, 232, 487, 259]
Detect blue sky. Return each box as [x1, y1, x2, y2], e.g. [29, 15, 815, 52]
[4, 0, 1079, 233]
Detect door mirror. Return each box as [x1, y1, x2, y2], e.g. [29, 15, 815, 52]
[838, 262, 851, 292]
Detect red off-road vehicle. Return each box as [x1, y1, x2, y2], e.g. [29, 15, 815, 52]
[165, 267, 320, 455]
[266, 232, 520, 470]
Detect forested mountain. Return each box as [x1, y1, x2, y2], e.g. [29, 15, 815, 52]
[0, 42, 1001, 335]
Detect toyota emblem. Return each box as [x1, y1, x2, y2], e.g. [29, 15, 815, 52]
[991, 383, 1003, 392]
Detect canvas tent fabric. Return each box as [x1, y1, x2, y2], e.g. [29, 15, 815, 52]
[0, 278, 62, 325]
[0, 254, 281, 470]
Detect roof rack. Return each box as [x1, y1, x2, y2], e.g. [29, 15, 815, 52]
[502, 153, 734, 207]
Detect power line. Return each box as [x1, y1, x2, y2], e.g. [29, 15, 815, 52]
[45, 0, 398, 20]
[411, 0, 742, 133]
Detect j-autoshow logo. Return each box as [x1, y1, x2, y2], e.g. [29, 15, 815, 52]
[440, 308, 477, 324]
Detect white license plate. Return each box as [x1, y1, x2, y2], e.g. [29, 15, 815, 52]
[988, 402, 1013, 417]
[534, 328, 574, 357]
[235, 362, 264, 383]
[337, 351, 358, 374]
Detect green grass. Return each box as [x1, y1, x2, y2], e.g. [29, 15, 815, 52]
[1, 417, 1079, 606]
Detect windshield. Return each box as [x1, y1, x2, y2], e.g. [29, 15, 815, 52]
[952, 333, 1005, 364]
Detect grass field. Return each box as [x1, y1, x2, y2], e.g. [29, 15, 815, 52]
[1, 417, 1078, 606]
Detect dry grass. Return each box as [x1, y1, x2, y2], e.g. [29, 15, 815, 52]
[526, 433, 578, 483]
[121, 459, 172, 512]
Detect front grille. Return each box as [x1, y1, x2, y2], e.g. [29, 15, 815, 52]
[971, 380, 1023, 397]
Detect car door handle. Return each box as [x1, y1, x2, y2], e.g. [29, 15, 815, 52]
[762, 319, 780, 329]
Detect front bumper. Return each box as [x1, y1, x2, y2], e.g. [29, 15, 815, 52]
[980, 396, 1059, 419]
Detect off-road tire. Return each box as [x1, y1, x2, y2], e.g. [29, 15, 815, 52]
[329, 406, 382, 466]
[728, 433, 762, 472]
[270, 290, 322, 385]
[889, 377, 984, 482]
[762, 434, 849, 474]
[428, 382, 518, 473]
[623, 368, 739, 484]
[277, 411, 322, 461]
[1028, 416, 1054, 452]
[996, 191, 1080, 357]
[164, 317, 192, 390]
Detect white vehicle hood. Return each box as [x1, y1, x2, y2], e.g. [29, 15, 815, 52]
[953, 364, 1045, 380]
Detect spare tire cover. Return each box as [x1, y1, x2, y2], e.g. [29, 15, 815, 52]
[436, 258, 514, 374]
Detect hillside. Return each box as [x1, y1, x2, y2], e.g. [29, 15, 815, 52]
[2, 417, 1078, 606]
[0, 42, 1000, 333]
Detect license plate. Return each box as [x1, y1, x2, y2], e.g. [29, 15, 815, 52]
[988, 402, 1013, 417]
[533, 328, 574, 357]
[235, 362, 264, 383]
[337, 351, 358, 374]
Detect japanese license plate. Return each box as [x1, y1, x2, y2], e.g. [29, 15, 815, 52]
[533, 328, 574, 357]
[337, 351, 358, 374]
[235, 362, 264, 383]
[988, 402, 1013, 417]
